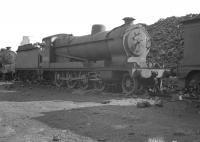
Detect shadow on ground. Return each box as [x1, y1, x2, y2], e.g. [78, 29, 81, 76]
[33, 104, 200, 142]
[0, 83, 125, 102]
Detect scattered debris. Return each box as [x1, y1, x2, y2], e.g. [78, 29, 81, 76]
[148, 136, 165, 142]
[178, 95, 183, 101]
[173, 132, 187, 136]
[52, 135, 60, 141]
[4, 84, 15, 90]
[61, 130, 67, 133]
[173, 129, 194, 136]
[136, 101, 151, 108]
[0, 126, 16, 138]
[176, 86, 200, 101]
[39, 128, 45, 132]
[22, 92, 31, 96]
[154, 97, 164, 107]
[128, 132, 135, 136]
[101, 100, 111, 104]
[97, 138, 107, 142]
[107, 98, 155, 106]
[112, 124, 128, 130]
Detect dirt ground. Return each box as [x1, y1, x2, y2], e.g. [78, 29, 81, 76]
[0, 82, 200, 142]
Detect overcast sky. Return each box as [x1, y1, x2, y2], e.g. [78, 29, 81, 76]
[0, 0, 199, 51]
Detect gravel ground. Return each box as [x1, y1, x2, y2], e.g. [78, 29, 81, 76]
[0, 82, 200, 142]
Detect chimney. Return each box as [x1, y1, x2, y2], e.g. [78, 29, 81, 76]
[91, 24, 106, 35]
[123, 17, 135, 25]
[6, 47, 11, 50]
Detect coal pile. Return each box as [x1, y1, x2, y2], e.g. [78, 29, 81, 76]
[147, 14, 199, 69]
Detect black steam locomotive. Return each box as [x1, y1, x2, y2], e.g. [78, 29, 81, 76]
[15, 17, 165, 93]
[0, 47, 16, 80]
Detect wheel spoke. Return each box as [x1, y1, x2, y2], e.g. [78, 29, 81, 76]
[55, 72, 64, 87]
[67, 73, 77, 89]
[122, 73, 137, 94]
[94, 80, 105, 91]
[79, 74, 89, 90]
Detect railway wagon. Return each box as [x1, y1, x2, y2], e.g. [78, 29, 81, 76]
[178, 15, 200, 92]
[16, 17, 165, 93]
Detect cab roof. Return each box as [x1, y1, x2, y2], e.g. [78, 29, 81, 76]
[182, 15, 200, 24]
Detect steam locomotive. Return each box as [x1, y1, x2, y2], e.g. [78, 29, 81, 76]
[0, 47, 16, 80]
[15, 17, 165, 93]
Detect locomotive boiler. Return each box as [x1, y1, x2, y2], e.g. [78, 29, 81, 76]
[16, 17, 165, 93]
[42, 17, 150, 66]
